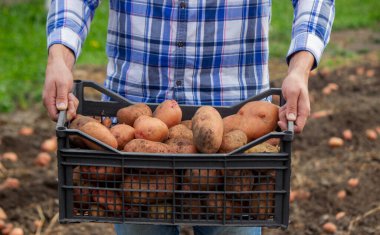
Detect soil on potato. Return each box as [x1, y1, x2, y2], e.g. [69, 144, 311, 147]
[1, 56, 380, 235]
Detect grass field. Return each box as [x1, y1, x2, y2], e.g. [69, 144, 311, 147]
[0, 0, 379, 112]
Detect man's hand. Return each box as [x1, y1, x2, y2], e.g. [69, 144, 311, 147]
[43, 44, 78, 121]
[278, 51, 314, 133]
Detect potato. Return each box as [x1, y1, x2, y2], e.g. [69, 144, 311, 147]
[110, 124, 135, 150]
[133, 116, 169, 142]
[237, 101, 279, 141]
[183, 169, 221, 191]
[121, 174, 176, 204]
[80, 165, 122, 181]
[69, 115, 98, 148]
[192, 106, 224, 153]
[219, 130, 247, 153]
[89, 205, 106, 217]
[153, 100, 182, 128]
[180, 197, 203, 219]
[117, 103, 152, 126]
[181, 120, 192, 130]
[223, 169, 254, 198]
[222, 114, 242, 134]
[123, 139, 171, 153]
[148, 203, 173, 219]
[165, 138, 197, 154]
[206, 194, 242, 220]
[73, 183, 91, 208]
[251, 173, 275, 220]
[79, 121, 118, 150]
[91, 189, 123, 213]
[245, 142, 280, 153]
[168, 124, 193, 141]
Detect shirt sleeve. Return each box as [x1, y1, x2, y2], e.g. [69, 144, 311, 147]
[287, 0, 335, 69]
[46, 0, 100, 60]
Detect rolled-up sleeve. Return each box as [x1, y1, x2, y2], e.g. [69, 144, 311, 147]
[46, 0, 99, 60]
[287, 0, 335, 69]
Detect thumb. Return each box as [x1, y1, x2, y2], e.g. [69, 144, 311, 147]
[285, 94, 298, 121]
[56, 83, 69, 111]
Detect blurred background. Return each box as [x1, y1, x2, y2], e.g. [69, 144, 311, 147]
[0, 0, 379, 234]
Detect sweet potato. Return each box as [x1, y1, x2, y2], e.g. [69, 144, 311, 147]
[110, 124, 135, 150]
[153, 100, 182, 128]
[91, 189, 123, 213]
[117, 103, 152, 126]
[181, 120, 192, 130]
[148, 203, 173, 219]
[165, 138, 197, 154]
[192, 106, 224, 153]
[121, 174, 176, 204]
[183, 169, 221, 191]
[219, 130, 247, 153]
[133, 116, 169, 142]
[123, 139, 171, 153]
[168, 124, 193, 141]
[79, 121, 118, 150]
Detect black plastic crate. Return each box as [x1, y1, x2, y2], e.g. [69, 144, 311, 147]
[56, 80, 294, 228]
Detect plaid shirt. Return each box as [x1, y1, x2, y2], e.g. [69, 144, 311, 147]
[47, 0, 335, 106]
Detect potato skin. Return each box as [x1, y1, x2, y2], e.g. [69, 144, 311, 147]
[223, 169, 254, 198]
[80, 165, 122, 181]
[165, 138, 197, 154]
[192, 106, 224, 153]
[148, 203, 173, 219]
[79, 121, 118, 150]
[110, 124, 135, 150]
[206, 194, 242, 220]
[133, 116, 169, 142]
[168, 124, 193, 141]
[123, 139, 171, 153]
[121, 174, 176, 204]
[153, 100, 182, 128]
[91, 189, 123, 213]
[250, 172, 275, 220]
[181, 120, 192, 130]
[117, 103, 152, 126]
[183, 169, 221, 191]
[69, 115, 98, 148]
[219, 130, 248, 153]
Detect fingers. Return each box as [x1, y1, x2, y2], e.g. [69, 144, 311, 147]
[278, 105, 288, 131]
[285, 89, 299, 121]
[66, 93, 79, 121]
[293, 92, 310, 133]
[56, 80, 70, 111]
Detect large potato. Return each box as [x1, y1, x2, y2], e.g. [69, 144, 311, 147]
[165, 138, 197, 154]
[110, 124, 135, 150]
[245, 142, 280, 153]
[192, 106, 224, 153]
[181, 120, 192, 130]
[168, 124, 193, 141]
[79, 121, 118, 150]
[219, 130, 247, 153]
[123, 139, 171, 153]
[121, 174, 176, 204]
[133, 116, 169, 142]
[153, 100, 182, 128]
[117, 103, 152, 126]
[183, 169, 221, 191]
[69, 115, 98, 148]
[238, 101, 279, 141]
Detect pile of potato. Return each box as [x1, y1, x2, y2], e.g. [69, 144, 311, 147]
[69, 100, 281, 220]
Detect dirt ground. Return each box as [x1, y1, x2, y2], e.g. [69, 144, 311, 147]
[1, 33, 380, 234]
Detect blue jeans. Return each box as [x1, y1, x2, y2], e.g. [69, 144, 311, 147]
[114, 224, 261, 235]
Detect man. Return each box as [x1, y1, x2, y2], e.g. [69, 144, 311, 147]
[44, 0, 334, 234]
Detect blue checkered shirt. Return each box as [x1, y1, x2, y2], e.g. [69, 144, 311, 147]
[47, 0, 335, 106]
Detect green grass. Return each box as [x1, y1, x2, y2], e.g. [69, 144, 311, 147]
[0, 0, 379, 112]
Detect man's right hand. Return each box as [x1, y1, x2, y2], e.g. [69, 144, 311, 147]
[43, 44, 79, 121]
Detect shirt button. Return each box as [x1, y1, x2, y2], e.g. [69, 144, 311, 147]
[176, 41, 185, 47]
[180, 2, 186, 9]
[176, 80, 182, 86]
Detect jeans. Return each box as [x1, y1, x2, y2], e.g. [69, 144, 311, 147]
[114, 224, 261, 235]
